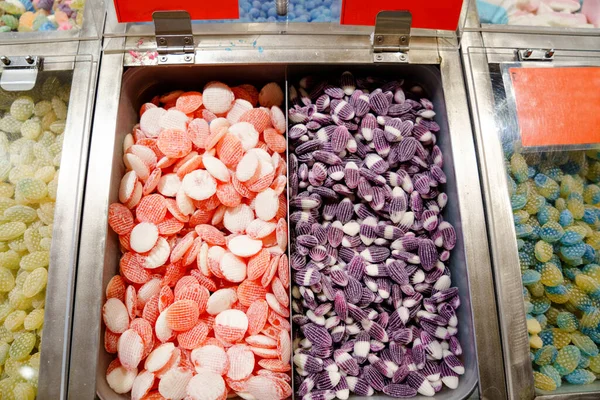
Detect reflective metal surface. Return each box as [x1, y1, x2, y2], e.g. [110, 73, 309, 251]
[461, 7, 600, 397]
[70, 26, 505, 399]
[0, 38, 100, 399]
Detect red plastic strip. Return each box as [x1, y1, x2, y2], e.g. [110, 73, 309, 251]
[340, 0, 463, 30]
[114, 0, 239, 23]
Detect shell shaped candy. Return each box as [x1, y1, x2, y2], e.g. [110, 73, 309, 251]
[259, 82, 284, 108]
[215, 309, 249, 343]
[203, 82, 235, 114]
[191, 344, 229, 375]
[186, 369, 227, 400]
[226, 344, 255, 380]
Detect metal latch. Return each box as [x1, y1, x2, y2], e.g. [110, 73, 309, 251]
[153, 11, 195, 65]
[373, 11, 412, 63]
[517, 48, 555, 62]
[0, 56, 41, 91]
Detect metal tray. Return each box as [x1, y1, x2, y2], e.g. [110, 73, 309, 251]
[287, 64, 478, 400]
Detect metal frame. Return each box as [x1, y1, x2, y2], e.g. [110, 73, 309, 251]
[68, 20, 506, 397]
[0, 37, 101, 399]
[461, 1, 600, 398]
[461, 0, 600, 36]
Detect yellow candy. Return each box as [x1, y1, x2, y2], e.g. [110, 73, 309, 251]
[533, 371, 557, 391]
[590, 354, 600, 373]
[535, 241, 554, 263]
[528, 317, 542, 335]
[552, 328, 573, 349]
[530, 334, 543, 349]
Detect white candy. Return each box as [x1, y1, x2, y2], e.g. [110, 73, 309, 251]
[140, 107, 166, 137]
[176, 187, 194, 216]
[102, 298, 129, 334]
[223, 204, 255, 234]
[158, 367, 193, 400]
[202, 153, 230, 182]
[155, 308, 174, 343]
[236, 151, 259, 182]
[106, 364, 137, 394]
[206, 288, 237, 315]
[131, 370, 154, 400]
[186, 369, 226, 400]
[145, 343, 175, 372]
[220, 251, 247, 283]
[130, 222, 159, 253]
[124, 153, 150, 181]
[254, 188, 278, 221]
[119, 170, 138, 203]
[182, 169, 217, 200]
[245, 219, 277, 239]
[159, 109, 188, 132]
[191, 346, 229, 375]
[229, 122, 259, 151]
[144, 237, 170, 269]
[117, 329, 144, 369]
[157, 173, 181, 197]
[228, 235, 262, 257]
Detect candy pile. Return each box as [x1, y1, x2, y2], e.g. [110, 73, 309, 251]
[477, 0, 599, 28]
[237, 0, 341, 23]
[0, 76, 68, 397]
[289, 72, 464, 399]
[0, 0, 85, 32]
[103, 82, 292, 400]
[507, 150, 600, 390]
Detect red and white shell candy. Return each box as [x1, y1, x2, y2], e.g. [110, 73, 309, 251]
[145, 342, 175, 372]
[106, 359, 138, 394]
[206, 288, 237, 315]
[214, 309, 248, 343]
[130, 222, 159, 253]
[223, 204, 255, 234]
[131, 370, 155, 400]
[104, 83, 291, 399]
[186, 369, 227, 400]
[228, 122, 259, 151]
[255, 188, 279, 221]
[191, 344, 229, 375]
[158, 367, 193, 400]
[228, 235, 263, 257]
[103, 298, 130, 334]
[203, 82, 235, 114]
[219, 251, 247, 282]
[117, 329, 144, 369]
[259, 82, 284, 108]
[226, 344, 255, 381]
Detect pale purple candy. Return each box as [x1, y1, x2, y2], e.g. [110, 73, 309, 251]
[334, 350, 359, 376]
[346, 376, 374, 396]
[363, 365, 387, 390]
[302, 390, 336, 400]
[370, 91, 391, 116]
[295, 353, 325, 373]
[340, 72, 356, 95]
[418, 239, 438, 271]
[330, 99, 355, 121]
[298, 374, 317, 397]
[384, 383, 417, 398]
[449, 335, 463, 356]
[324, 85, 344, 99]
[316, 94, 331, 112]
[423, 361, 441, 381]
[406, 371, 435, 396]
[296, 267, 322, 286]
[443, 349, 465, 375]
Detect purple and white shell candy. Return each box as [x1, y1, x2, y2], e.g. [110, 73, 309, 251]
[290, 71, 462, 399]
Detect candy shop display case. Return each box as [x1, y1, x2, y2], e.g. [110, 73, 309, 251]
[0, 39, 100, 399]
[68, 2, 506, 399]
[0, 0, 105, 45]
[461, 13, 600, 399]
[463, 0, 600, 35]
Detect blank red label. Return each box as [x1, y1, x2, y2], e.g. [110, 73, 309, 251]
[341, 0, 463, 30]
[509, 67, 600, 148]
[114, 0, 239, 23]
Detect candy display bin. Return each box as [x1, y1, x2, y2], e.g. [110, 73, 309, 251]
[0, 0, 105, 44]
[463, 0, 600, 35]
[0, 37, 101, 399]
[69, 3, 505, 399]
[461, 6, 600, 398]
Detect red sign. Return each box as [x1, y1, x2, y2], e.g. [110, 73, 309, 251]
[114, 0, 239, 23]
[341, 0, 463, 30]
[510, 67, 600, 148]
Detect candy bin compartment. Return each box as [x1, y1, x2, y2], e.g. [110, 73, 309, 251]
[463, 43, 600, 399]
[0, 53, 94, 399]
[71, 64, 291, 399]
[287, 64, 477, 400]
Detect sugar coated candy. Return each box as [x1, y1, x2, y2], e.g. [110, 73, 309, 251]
[0, 76, 70, 394]
[289, 72, 464, 399]
[508, 148, 600, 389]
[103, 83, 291, 399]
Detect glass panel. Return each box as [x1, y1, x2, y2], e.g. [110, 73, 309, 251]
[0, 54, 91, 398]
[468, 46, 600, 396]
[0, 0, 104, 43]
[471, 0, 600, 34]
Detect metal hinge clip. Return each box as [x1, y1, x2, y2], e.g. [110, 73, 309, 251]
[0, 56, 41, 91]
[517, 48, 555, 62]
[153, 11, 195, 65]
[373, 11, 412, 63]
